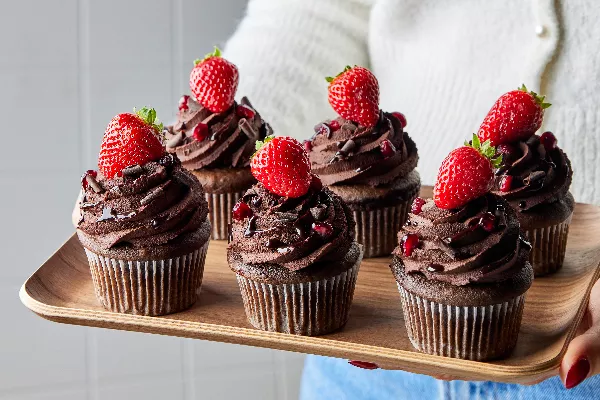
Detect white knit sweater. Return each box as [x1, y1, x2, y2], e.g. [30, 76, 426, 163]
[224, 0, 600, 205]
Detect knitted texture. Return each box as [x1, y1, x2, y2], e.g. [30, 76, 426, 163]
[225, 0, 600, 204]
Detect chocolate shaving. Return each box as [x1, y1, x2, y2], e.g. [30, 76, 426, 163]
[239, 119, 258, 140]
[140, 187, 164, 206]
[339, 139, 356, 154]
[310, 205, 327, 221]
[86, 175, 103, 193]
[122, 164, 144, 178]
[166, 132, 184, 148]
[202, 113, 218, 125]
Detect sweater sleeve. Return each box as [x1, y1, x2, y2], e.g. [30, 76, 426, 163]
[224, 0, 373, 141]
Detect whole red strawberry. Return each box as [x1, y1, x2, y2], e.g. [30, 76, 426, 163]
[189, 47, 238, 113]
[98, 107, 164, 179]
[251, 136, 312, 198]
[434, 135, 501, 209]
[326, 66, 380, 127]
[477, 84, 551, 146]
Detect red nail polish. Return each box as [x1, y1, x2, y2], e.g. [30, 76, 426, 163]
[348, 360, 379, 370]
[565, 357, 590, 389]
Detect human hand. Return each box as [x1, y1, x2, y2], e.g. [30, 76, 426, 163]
[560, 278, 600, 389]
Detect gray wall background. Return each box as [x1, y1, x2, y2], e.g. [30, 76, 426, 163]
[0, 1, 305, 399]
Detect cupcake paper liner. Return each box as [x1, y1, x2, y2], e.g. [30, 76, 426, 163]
[84, 242, 209, 316]
[235, 247, 363, 336]
[205, 191, 245, 240]
[353, 198, 415, 258]
[523, 215, 572, 277]
[398, 285, 526, 361]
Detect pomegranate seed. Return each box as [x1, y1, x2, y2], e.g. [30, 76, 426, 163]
[81, 170, 97, 189]
[178, 95, 189, 111]
[401, 233, 419, 256]
[312, 222, 333, 238]
[236, 104, 256, 119]
[348, 361, 379, 370]
[479, 212, 496, 232]
[329, 120, 341, 131]
[411, 197, 426, 215]
[193, 122, 209, 142]
[315, 123, 331, 137]
[499, 175, 513, 192]
[392, 112, 407, 128]
[309, 175, 323, 192]
[380, 139, 396, 158]
[540, 131, 557, 151]
[303, 140, 313, 152]
[232, 201, 253, 221]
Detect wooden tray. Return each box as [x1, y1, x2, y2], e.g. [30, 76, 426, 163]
[20, 191, 600, 384]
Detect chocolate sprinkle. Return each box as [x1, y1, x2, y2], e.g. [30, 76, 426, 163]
[140, 187, 164, 206]
[239, 119, 258, 140]
[166, 132, 184, 148]
[86, 175, 103, 193]
[122, 164, 144, 178]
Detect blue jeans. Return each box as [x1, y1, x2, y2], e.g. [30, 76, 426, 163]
[300, 355, 599, 399]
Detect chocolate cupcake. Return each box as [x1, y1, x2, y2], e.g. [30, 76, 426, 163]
[228, 136, 363, 336]
[477, 86, 574, 276]
[308, 66, 420, 258]
[75, 108, 211, 316]
[391, 144, 533, 360]
[166, 49, 271, 240]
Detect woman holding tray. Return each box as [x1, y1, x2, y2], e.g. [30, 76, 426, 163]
[221, 0, 600, 398]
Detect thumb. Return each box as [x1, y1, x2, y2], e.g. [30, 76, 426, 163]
[560, 279, 600, 389]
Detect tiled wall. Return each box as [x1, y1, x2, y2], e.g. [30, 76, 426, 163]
[0, 1, 305, 399]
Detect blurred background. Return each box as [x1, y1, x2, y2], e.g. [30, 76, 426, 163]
[0, 0, 305, 399]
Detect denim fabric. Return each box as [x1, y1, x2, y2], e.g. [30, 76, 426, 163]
[299, 355, 600, 400]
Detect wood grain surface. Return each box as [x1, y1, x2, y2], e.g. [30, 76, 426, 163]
[20, 188, 600, 384]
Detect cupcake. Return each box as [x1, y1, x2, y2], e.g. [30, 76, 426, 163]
[165, 47, 271, 240]
[477, 86, 573, 276]
[228, 136, 363, 336]
[307, 66, 420, 258]
[391, 141, 533, 360]
[75, 107, 211, 316]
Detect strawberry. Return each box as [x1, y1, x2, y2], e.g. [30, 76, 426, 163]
[326, 66, 380, 127]
[98, 107, 165, 179]
[477, 84, 551, 146]
[251, 136, 312, 198]
[433, 134, 501, 210]
[189, 47, 238, 113]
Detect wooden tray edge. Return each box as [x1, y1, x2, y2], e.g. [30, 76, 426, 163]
[21, 253, 600, 385]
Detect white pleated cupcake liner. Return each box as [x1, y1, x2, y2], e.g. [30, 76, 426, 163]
[353, 197, 415, 258]
[205, 191, 245, 240]
[235, 247, 363, 336]
[84, 242, 208, 316]
[398, 285, 526, 361]
[522, 214, 572, 277]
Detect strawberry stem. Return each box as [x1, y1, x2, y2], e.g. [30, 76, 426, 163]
[134, 107, 164, 135]
[518, 84, 551, 109]
[194, 46, 222, 66]
[465, 133, 502, 168]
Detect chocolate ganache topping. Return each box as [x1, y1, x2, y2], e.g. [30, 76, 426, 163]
[308, 113, 418, 186]
[493, 134, 572, 211]
[394, 194, 531, 286]
[227, 181, 356, 271]
[165, 96, 271, 169]
[76, 154, 209, 253]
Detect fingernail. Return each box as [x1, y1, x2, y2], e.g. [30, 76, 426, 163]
[565, 357, 590, 389]
[348, 360, 379, 370]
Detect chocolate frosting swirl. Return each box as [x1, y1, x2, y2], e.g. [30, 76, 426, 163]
[308, 113, 418, 186]
[227, 182, 356, 271]
[394, 194, 530, 286]
[165, 96, 271, 170]
[493, 135, 572, 211]
[76, 154, 209, 253]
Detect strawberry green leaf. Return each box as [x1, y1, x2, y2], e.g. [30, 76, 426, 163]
[466, 133, 499, 166]
[518, 83, 551, 109]
[134, 107, 164, 135]
[325, 65, 352, 84]
[194, 46, 222, 66]
[252, 135, 275, 158]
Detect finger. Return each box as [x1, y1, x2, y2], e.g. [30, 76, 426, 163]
[560, 279, 600, 389]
